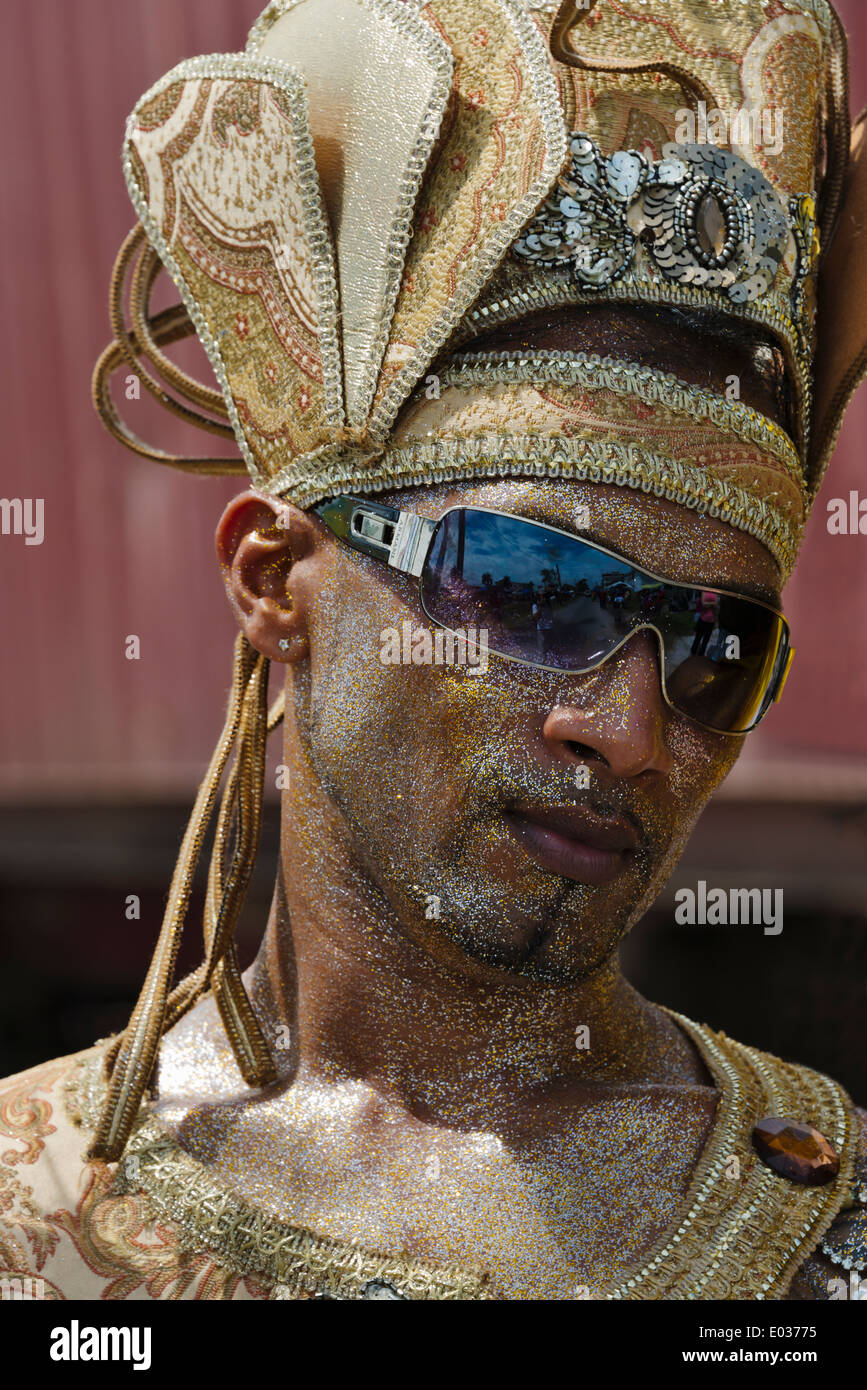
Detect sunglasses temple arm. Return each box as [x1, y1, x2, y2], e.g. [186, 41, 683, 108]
[773, 645, 796, 702]
[311, 495, 435, 577]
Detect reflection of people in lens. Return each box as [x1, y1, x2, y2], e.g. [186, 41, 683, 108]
[707, 596, 741, 660]
[605, 579, 631, 626]
[690, 590, 719, 655]
[666, 651, 747, 730]
[641, 587, 665, 618]
[533, 595, 554, 657]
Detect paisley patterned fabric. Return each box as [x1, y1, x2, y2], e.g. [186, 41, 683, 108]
[388, 349, 808, 573]
[123, 0, 566, 500]
[0, 1050, 269, 1301]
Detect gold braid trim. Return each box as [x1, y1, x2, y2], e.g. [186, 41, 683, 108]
[68, 1016, 856, 1301]
[291, 436, 802, 576]
[69, 1050, 492, 1302]
[432, 349, 805, 490]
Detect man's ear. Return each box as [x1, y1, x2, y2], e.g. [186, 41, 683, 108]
[215, 491, 321, 662]
[811, 109, 867, 480]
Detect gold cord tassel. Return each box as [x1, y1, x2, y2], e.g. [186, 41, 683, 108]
[88, 634, 279, 1162]
[160, 670, 286, 1077]
[207, 678, 286, 1081]
[159, 683, 285, 1040]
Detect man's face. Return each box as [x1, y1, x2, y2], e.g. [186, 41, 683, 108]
[290, 476, 781, 985]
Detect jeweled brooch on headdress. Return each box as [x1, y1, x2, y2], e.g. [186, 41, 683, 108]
[505, 132, 820, 441]
[513, 134, 794, 304]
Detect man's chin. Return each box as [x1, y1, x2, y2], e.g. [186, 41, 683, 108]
[431, 910, 627, 987]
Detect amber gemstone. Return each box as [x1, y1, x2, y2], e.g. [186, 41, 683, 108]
[752, 1116, 840, 1185]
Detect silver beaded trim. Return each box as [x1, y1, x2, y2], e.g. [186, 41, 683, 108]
[287, 434, 801, 574]
[460, 271, 813, 459]
[246, 0, 299, 52]
[821, 1193, 867, 1273]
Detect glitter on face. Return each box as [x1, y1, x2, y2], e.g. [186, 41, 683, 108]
[286, 479, 762, 984]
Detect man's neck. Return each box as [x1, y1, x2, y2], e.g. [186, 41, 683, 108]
[245, 798, 711, 1127]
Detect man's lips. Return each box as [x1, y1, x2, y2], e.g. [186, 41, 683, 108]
[503, 804, 640, 886]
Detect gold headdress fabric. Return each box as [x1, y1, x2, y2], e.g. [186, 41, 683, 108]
[90, 0, 864, 1160]
[115, 0, 567, 498]
[96, 0, 862, 575]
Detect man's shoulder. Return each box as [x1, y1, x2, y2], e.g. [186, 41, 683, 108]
[673, 1015, 865, 1301]
[0, 1043, 108, 1300]
[0, 1041, 272, 1302]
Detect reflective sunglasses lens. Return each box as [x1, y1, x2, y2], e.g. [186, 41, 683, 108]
[659, 595, 785, 733]
[420, 508, 638, 670]
[420, 509, 785, 734]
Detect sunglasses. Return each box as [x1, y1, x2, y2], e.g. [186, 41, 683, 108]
[311, 495, 794, 736]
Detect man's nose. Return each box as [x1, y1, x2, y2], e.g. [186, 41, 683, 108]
[541, 630, 674, 778]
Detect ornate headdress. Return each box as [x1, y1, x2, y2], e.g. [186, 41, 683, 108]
[90, 0, 866, 1160]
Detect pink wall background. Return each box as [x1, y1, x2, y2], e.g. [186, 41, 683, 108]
[1, 0, 865, 800]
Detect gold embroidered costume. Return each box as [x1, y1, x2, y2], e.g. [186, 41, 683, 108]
[2, 1027, 865, 1300]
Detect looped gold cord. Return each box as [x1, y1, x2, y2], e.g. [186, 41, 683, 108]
[548, 0, 717, 113]
[106, 226, 233, 436]
[89, 635, 279, 1163]
[129, 238, 229, 417]
[91, 223, 245, 476]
